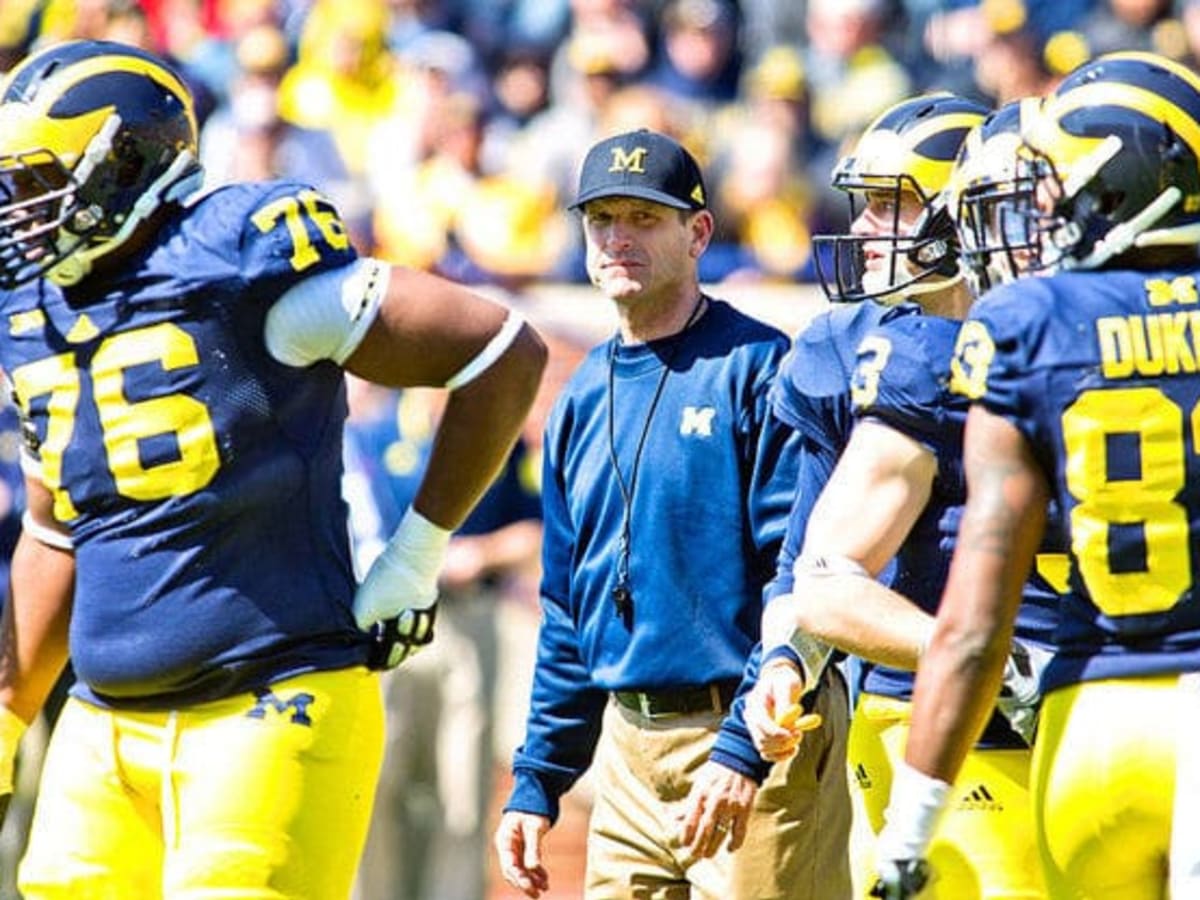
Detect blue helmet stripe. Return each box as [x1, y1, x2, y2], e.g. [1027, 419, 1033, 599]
[3, 40, 180, 105]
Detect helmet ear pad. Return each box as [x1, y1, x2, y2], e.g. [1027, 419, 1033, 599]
[905, 203, 960, 278]
[59, 71, 197, 239]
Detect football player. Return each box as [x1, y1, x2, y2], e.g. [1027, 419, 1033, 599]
[744, 96, 1066, 899]
[699, 98, 985, 881]
[876, 51, 1200, 898]
[697, 92, 979, 894]
[950, 98, 1045, 296]
[0, 39, 545, 898]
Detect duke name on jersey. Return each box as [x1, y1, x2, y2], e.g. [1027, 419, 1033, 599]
[0, 179, 370, 707]
[953, 267, 1200, 690]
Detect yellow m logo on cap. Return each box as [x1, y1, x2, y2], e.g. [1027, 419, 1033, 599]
[609, 146, 648, 174]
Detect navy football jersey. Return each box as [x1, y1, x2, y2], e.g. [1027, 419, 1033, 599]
[850, 314, 967, 701]
[853, 313, 1062, 744]
[0, 180, 370, 707]
[953, 267, 1200, 692]
[770, 301, 920, 456]
[768, 300, 920, 594]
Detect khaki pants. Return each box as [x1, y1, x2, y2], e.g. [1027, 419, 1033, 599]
[585, 668, 852, 899]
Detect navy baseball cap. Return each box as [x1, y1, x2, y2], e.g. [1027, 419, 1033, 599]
[570, 129, 708, 211]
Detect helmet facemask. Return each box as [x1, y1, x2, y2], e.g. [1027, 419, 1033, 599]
[956, 162, 1043, 291]
[814, 172, 961, 305]
[0, 149, 81, 288]
[0, 40, 203, 290]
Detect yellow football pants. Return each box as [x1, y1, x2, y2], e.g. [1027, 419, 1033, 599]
[18, 666, 384, 899]
[1033, 675, 1199, 900]
[849, 691, 1045, 899]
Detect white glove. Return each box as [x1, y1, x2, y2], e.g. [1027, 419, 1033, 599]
[352, 507, 450, 669]
[997, 638, 1053, 745]
[872, 762, 950, 900]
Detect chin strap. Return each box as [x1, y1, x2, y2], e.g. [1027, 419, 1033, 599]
[1068, 185, 1182, 272]
[49, 148, 203, 287]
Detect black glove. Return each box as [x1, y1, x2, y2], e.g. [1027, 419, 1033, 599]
[366, 604, 438, 670]
[870, 858, 931, 900]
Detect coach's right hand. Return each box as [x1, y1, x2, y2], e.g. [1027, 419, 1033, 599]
[0, 706, 28, 829]
[744, 657, 823, 762]
[495, 810, 551, 898]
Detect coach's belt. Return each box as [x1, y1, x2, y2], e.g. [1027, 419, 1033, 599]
[613, 680, 739, 720]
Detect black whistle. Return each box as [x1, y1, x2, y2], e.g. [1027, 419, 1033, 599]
[612, 584, 632, 616]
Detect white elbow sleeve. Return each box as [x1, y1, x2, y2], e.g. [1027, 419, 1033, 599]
[444, 310, 526, 391]
[264, 258, 390, 367]
[21, 510, 72, 550]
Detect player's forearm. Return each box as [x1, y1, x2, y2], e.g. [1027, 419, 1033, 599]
[903, 564, 1012, 783]
[0, 531, 73, 723]
[790, 574, 935, 671]
[414, 326, 546, 529]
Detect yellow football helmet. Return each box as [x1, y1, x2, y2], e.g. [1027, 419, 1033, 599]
[948, 97, 1043, 293]
[1017, 51, 1200, 273]
[813, 92, 989, 303]
[0, 39, 202, 289]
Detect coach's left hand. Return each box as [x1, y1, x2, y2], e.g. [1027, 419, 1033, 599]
[676, 761, 755, 859]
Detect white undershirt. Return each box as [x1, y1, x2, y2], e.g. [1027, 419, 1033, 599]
[263, 257, 389, 367]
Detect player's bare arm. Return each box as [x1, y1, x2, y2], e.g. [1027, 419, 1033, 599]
[306, 263, 547, 667]
[0, 526, 72, 712]
[762, 420, 938, 670]
[345, 265, 547, 530]
[0, 477, 73, 722]
[0, 476, 73, 822]
[904, 405, 1049, 782]
[750, 420, 938, 759]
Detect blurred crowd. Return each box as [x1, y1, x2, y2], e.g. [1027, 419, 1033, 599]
[3, 2, 1198, 897]
[3, 0, 1198, 291]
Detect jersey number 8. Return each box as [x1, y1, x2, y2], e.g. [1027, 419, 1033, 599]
[1063, 385, 1192, 617]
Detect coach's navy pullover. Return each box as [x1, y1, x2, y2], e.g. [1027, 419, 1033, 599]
[505, 299, 799, 822]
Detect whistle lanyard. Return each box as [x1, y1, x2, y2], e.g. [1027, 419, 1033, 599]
[605, 296, 706, 618]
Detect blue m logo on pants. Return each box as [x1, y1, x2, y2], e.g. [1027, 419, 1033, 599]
[246, 689, 316, 726]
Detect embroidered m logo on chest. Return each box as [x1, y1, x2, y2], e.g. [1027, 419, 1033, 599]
[680, 405, 716, 437]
